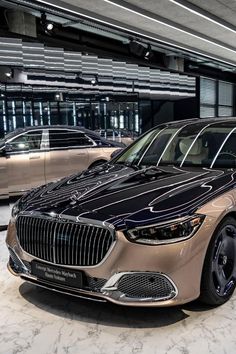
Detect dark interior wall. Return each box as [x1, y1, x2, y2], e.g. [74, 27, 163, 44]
[140, 96, 198, 132]
[174, 97, 199, 121]
[152, 101, 174, 126]
[140, 100, 175, 132]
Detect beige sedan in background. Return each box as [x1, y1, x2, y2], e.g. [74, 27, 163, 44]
[0, 125, 123, 198]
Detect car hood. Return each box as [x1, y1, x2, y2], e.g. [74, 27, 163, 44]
[19, 164, 235, 230]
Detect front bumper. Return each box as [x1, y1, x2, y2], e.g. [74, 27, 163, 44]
[6, 216, 215, 307]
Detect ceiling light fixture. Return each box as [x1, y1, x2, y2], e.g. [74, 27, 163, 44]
[129, 41, 153, 60]
[129, 40, 146, 57]
[40, 12, 54, 34]
[5, 69, 13, 78]
[46, 23, 54, 31]
[144, 44, 153, 60]
[91, 75, 98, 85]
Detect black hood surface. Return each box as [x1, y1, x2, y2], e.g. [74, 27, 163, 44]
[19, 164, 235, 230]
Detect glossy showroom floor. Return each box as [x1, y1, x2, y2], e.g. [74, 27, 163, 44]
[1, 226, 236, 354]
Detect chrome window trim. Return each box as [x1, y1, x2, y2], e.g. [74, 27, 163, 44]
[180, 123, 211, 167]
[156, 125, 185, 165]
[137, 128, 165, 166]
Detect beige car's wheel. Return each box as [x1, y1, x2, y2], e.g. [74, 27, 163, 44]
[200, 217, 236, 306]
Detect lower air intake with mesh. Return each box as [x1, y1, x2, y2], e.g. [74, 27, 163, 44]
[117, 273, 176, 300]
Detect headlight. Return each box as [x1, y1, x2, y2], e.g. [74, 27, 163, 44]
[126, 214, 205, 245]
[11, 199, 21, 220]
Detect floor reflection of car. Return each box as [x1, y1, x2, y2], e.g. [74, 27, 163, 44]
[8, 118, 236, 307]
[0, 125, 123, 198]
[96, 129, 137, 146]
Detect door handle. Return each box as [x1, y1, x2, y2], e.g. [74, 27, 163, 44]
[30, 156, 40, 160]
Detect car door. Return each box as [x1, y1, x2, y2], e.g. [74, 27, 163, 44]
[6, 130, 45, 195]
[45, 129, 91, 183]
[86, 132, 117, 164]
[0, 141, 8, 198]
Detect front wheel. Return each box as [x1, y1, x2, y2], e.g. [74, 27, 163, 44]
[200, 216, 236, 306]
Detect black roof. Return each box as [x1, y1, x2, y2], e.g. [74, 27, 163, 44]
[150, 117, 236, 131]
[3, 125, 125, 147]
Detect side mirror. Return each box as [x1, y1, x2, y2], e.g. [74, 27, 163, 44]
[0, 147, 6, 156]
[111, 148, 123, 159]
[4, 143, 13, 153]
[0, 143, 12, 156]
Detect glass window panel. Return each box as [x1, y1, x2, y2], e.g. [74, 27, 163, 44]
[218, 106, 233, 117]
[200, 78, 216, 105]
[219, 81, 233, 106]
[214, 131, 236, 167]
[200, 106, 216, 118]
[10, 130, 42, 151]
[49, 130, 94, 148]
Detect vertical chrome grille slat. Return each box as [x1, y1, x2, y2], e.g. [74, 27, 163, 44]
[35, 217, 39, 259]
[37, 218, 43, 260]
[72, 223, 78, 265]
[67, 223, 74, 265]
[21, 217, 25, 249]
[31, 217, 36, 256]
[95, 229, 102, 264]
[92, 227, 97, 266]
[76, 224, 82, 265]
[54, 222, 61, 264]
[78, 224, 84, 266]
[16, 215, 114, 266]
[87, 226, 92, 266]
[45, 217, 50, 261]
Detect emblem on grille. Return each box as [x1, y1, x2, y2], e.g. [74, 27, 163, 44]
[70, 191, 82, 205]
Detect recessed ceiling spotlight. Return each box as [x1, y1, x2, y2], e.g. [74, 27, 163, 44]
[144, 45, 153, 60]
[5, 69, 13, 78]
[46, 23, 54, 31]
[41, 12, 54, 34]
[91, 75, 98, 85]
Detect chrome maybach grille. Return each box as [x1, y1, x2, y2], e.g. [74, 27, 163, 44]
[16, 215, 115, 266]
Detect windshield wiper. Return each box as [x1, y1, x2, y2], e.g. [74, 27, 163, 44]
[115, 161, 140, 170]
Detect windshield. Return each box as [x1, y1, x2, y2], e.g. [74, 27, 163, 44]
[114, 121, 236, 169]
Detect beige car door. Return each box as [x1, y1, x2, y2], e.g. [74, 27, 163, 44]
[45, 129, 91, 183]
[0, 142, 8, 198]
[6, 130, 45, 195]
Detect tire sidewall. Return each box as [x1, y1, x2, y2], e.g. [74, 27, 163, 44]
[200, 216, 236, 305]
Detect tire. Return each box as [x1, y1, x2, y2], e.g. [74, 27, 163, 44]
[200, 216, 236, 306]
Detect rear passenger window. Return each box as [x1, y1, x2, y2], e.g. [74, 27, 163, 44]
[49, 130, 94, 149]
